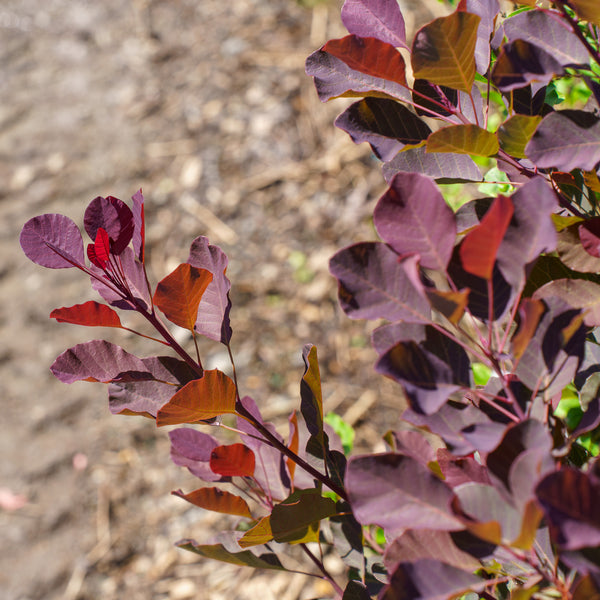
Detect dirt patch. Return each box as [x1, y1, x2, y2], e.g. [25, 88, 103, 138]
[0, 1, 439, 598]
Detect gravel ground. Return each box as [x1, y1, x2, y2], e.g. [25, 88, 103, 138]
[0, 1, 440, 598]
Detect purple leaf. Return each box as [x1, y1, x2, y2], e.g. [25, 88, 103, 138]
[335, 97, 431, 161]
[525, 111, 600, 172]
[459, 0, 500, 74]
[51, 340, 150, 384]
[383, 145, 482, 183]
[534, 279, 600, 327]
[131, 189, 145, 263]
[437, 448, 491, 488]
[503, 8, 589, 67]
[374, 172, 456, 271]
[169, 427, 225, 482]
[108, 356, 199, 418]
[341, 0, 407, 49]
[492, 39, 564, 92]
[329, 242, 431, 323]
[305, 49, 410, 104]
[376, 326, 470, 415]
[83, 195, 134, 255]
[536, 468, 600, 551]
[20, 213, 86, 269]
[187, 236, 232, 344]
[371, 322, 426, 355]
[346, 453, 463, 537]
[381, 558, 483, 600]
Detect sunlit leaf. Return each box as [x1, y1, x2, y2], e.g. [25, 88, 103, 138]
[50, 301, 123, 328]
[511, 298, 545, 359]
[154, 263, 213, 331]
[460, 195, 513, 279]
[238, 516, 274, 548]
[173, 487, 252, 518]
[209, 443, 255, 477]
[557, 222, 600, 274]
[426, 124, 499, 157]
[411, 12, 480, 93]
[341, 0, 407, 48]
[498, 115, 542, 158]
[300, 344, 327, 465]
[156, 369, 236, 426]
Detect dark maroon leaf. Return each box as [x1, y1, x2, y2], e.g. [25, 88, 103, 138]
[83, 195, 134, 255]
[511, 83, 548, 116]
[187, 236, 233, 344]
[492, 39, 563, 91]
[374, 172, 456, 271]
[412, 79, 457, 118]
[329, 242, 431, 323]
[342, 580, 370, 600]
[169, 427, 225, 482]
[305, 49, 410, 104]
[526, 110, 600, 172]
[20, 213, 86, 269]
[375, 326, 470, 415]
[51, 340, 149, 384]
[383, 145, 482, 183]
[503, 8, 590, 67]
[371, 322, 426, 355]
[237, 396, 290, 501]
[131, 189, 145, 262]
[335, 97, 431, 161]
[381, 559, 482, 600]
[536, 468, 600, 550]
[346, 453, 463, 537]
[341, 0, 407, 49]
[458, 0, 500, 74]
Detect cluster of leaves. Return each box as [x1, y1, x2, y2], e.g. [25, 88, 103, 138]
[18, 0, 600, 598]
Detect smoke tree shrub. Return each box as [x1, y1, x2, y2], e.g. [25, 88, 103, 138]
[19, 0, 600, 598]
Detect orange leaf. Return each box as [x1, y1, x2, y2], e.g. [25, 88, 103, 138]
[153, 263, 213, 331]
[323, 35, 406, 86]
[459, 195, 514, 279]
[512, 298, 545, 360]
[210, 443, 255, 477]
[156, 369, 236, 426]
[50, 301, 123, 328]
[173, 487, 252, 518]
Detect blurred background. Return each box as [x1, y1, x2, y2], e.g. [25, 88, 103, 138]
[1, 1, 444, 598]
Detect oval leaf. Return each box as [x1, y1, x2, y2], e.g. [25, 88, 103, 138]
[498, 114, 542, 159]
[427, 124, 499, 157]
[210, 443, 255, 477]
[173, 487, 252, 518]
[156, 369, 236, 426]
[412, 12, 480, 93]
[341, 0, 407, 48]
[20, 213, 85, 269]
[50, 301, 123, 328]
[154, 263, 213, 331]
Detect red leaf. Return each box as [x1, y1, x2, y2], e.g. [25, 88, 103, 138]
[173, 487, 252, 518]
[50, 301, 123, 328]
[153, 263, 213, 331]
[210, 443, 256, 477]
[459, 195, 514, 279]
[156, 369, 236, 426]
[323, 35, 406, 86]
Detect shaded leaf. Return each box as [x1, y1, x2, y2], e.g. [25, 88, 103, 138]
[503, 9, 589, 67]
[270, 489, 337, 544]
[177, 539, 285, 570]
[411, 12, 480, 93]
[425, 289, 469, 325]
[498, 114, 542, 158]
[330, 242, 431, 323]
[156, 369, 236, 426]
[173, 487, 252, 518]
[460, 195, 513, 280]
[154, 263, 213, 331]
[512, 298, 545, 359]
[426, 124, 499, 157]
[169, 427, 224, 482]
[374, 172, 456, 271]
[50, 301, 123, 329]
[323, 35, 406, 86]
[209, 443, 255, 478]
[335, 97, 431, 161]
[534, 279, 600, 326]
[525, 111, 600, 172]
[300, 344, 327, 466]
[492, 39, 564, 91]
[412, 79, 457, 118]
[331, 501, 365, 572]
[343, 580, 371, 600]
[20, 213, 85, 269]
[341, 0, 407, 48]
[383, 144, 482, 183]
[346, 453, 463, 538]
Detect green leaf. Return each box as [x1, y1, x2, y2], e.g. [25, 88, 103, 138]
[325, 412, 355, 455]
[471, 363, 491, 386]
[411, 12, 480, 93]
[498, 115, 542, 159]
[177, 540, 285, 570]
[427, 125, 499, 157]
[238, 516, 274, 548]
